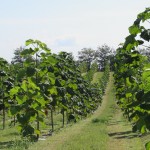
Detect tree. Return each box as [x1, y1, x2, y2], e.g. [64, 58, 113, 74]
[11, 46, 24, 66]
[95, 44, 114, 71]
[78, 48, 95, 72]
[109, 50, 116, 71]
[138, 47, 150, 62]
[77, 61, 88, 73]
[11, 46, 34, 67]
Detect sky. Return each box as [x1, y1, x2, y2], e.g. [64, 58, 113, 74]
[0, 0, 149, 62]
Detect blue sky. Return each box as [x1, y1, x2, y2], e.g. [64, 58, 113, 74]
[0, 0, 149, 62]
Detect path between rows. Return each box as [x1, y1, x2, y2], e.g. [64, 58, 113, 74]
[30, 73, 144, 150]
[107, 103, 144, 150]
[106, 75, 144, 150]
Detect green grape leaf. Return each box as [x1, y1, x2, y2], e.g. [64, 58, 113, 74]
[68, 83, 77, 90]
[49, 87, 57, 95]
[9, 105, 20, 115]
[26, 67, 36, 77]
[55, 78, 62, 87]
[145, 141, 150, 150]
[21, 48, 34, 55]
[141, 125, 146, 134]
[10, 86, 20, 96]
[134, 18, 141, 26]
[137, 40, 144, 45]
[140, 29, 150, 41]
[21, 80, 28, 91]
[0, 70, 7, 76]
[26, 39, 34, 46]
[129, 25, 141, 35]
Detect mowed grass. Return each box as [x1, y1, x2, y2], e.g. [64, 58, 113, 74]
[0, 125, 28, 150]
[0, 114, 23, 149]
[81, 72, 87, 76]
[91, 72, 103, 84]
[29, 73, 114, 150]
[107, 105, 145, 150]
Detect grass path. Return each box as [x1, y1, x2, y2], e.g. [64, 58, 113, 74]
[91, 72, 103, 84]
[29, 73, 145, 150]
[29, 73, 113, 150]
[107, 105, 144, 150]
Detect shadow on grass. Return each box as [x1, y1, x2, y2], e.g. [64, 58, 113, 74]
[107, 120, 124, 126]
[0, 141, 14, 149]
[92, 118, 108, 124]
[3, 131, 19, 137]
[108, 130, 139, 139]
[0, 139, 32, 149]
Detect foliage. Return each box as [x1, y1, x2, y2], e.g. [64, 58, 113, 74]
[99, 62, 110, 94]
[77, 61, 88, 73]
[0, 58, 14, 129]
[11, 46, 24, 65]
[78, 45, 115, 72]
[114, 7, 150, 149]
[84, 61, 98, 82]
[78, 48, 95, 71]
[0, 39, 111, 141]
[95, 44, 114, 71]
[138, 47, 150, 63]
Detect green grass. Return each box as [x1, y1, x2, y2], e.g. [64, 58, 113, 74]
[81, 72, 87, 76]
[107, 104, 145, 150]
[91, 72, 103, 84]
[57, 76, 114, 150]
[0, 127, 22, 149]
